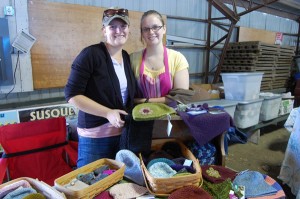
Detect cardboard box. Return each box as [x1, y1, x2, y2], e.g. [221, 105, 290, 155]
[190, 84, 221, 101]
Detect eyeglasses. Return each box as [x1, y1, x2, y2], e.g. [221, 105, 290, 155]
[103, 9, 129, 18]
[141, 25, 163, 33]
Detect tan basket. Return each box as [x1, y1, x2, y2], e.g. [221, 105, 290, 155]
[139, 138, 203, 197]
[54, 158, 125, 199]
[0, 177, 66, 199]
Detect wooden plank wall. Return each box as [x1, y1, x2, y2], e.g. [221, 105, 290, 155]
[238, 27, 276, 44]
[28, 0, 166, 89]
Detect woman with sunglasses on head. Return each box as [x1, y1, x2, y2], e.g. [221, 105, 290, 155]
[64, 8, 136, 168]
[121, 10, 189, 155]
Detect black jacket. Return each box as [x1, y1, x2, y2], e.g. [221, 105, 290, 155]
[64, 42, 136, 128]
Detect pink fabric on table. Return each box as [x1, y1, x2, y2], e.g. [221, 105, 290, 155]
[94, 191, 113, 199]
[102, 169, 116, 175]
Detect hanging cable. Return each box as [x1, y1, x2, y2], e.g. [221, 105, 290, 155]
[0, 51, 20, 100]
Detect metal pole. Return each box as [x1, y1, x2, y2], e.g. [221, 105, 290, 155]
[213, 22, 237, 83]
[296, 17, 300, 55]
[205, 1, 212, 83]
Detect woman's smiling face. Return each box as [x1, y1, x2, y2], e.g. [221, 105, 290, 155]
[141, 14, 166, 46]
[103, 18, 129, 47]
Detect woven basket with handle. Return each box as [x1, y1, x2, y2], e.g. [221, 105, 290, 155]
[139, 138, 203, 197]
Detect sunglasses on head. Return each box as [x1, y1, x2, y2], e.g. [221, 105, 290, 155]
[103, 9, 129, 18]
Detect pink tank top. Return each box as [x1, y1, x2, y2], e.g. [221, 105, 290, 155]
[139, 46, 172, 98]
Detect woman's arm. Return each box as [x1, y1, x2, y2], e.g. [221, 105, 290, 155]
[173, 68, 189, 89]
[134, 97, 170, 104]
[69, 95, 127, 126]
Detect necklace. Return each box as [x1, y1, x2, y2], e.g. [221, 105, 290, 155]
[146, 56, 164, 70]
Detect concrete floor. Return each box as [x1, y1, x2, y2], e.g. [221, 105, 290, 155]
[225, 124, 295, 198]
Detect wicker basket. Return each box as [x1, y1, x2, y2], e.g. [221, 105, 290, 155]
[139, 138, 203, 197]
[54, 158, 125, 199]
[0, 177, 66, 199]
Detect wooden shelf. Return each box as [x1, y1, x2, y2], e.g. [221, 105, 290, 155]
[237, 114, 289, 144]
[239, 114, 289, 133]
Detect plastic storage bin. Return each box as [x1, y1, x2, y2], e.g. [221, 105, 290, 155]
[221, 72, 263, 101]
[190, 100, 237, 118]
[234, 98, 263, 129]
[259, 93, 282, 121]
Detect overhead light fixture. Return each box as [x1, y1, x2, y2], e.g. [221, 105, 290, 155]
[12, 30, 36, 53]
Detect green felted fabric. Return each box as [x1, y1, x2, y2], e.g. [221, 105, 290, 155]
[202, 179, 232, 199]
[23, 193, 46, 199]
[132, 103, 176, 121]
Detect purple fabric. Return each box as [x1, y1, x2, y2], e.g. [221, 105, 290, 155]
[170, 164, 196, 173]
[172, 157, 186, 165]
[178, 111, 233, 146]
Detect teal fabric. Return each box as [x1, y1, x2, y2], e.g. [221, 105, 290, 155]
[3, 187, 36, 199]
[148, 162, 177, 178]
[147, 158, 176, 170]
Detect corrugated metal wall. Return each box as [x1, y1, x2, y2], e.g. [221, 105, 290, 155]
[0, 0, 299, 107]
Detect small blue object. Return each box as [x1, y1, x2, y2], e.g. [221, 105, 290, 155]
[4, 6, 14, 16]
[294, 72, 300, 80]
[212, 106, 224, 110]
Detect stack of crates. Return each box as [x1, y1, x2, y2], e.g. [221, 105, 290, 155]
[222, 41, 295, 91]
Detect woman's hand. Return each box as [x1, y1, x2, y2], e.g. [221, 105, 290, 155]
[106, 109, 128, 128]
